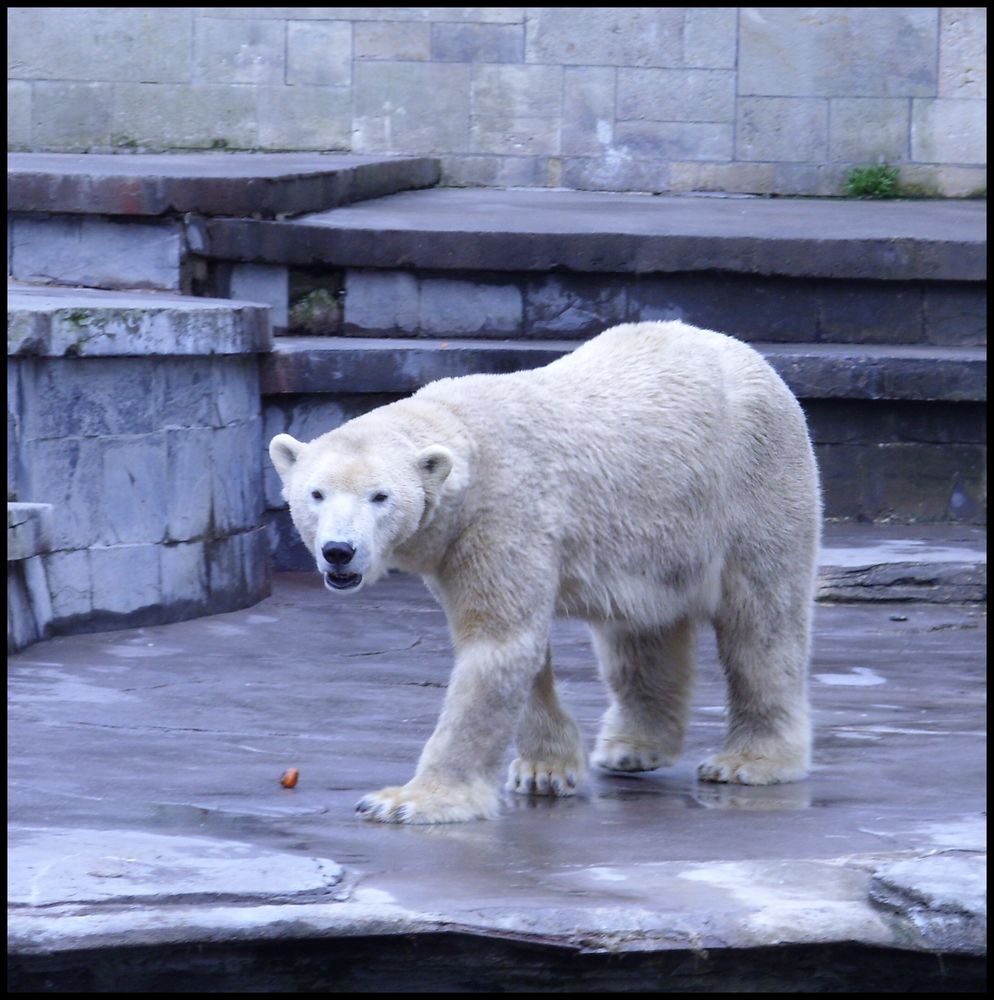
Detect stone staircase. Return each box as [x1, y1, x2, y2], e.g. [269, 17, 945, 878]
[6, 152, 987, 646]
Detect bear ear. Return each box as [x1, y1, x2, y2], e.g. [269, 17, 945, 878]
[269, 434, 304, 480]
[416, 445, 453, 490]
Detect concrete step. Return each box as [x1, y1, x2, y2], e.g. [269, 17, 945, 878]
[259, 335, 986, 400]
[7, 152, 441, 218]
[198, 188, 986, 347]
[7, 152, 440, 296]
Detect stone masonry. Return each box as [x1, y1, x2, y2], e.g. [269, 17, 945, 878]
[7, 7, 987, 197]
[7, 285, 273, 636]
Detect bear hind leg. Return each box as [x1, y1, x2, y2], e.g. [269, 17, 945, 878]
[591, 618, 695, 774]
[699, 584, 812, 786]
[507, 646, 588, 796]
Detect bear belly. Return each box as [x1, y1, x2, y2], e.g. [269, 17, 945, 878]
[555, 562, 720, 627]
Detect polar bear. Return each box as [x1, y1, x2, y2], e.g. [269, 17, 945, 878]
[269, 321, 822, 824]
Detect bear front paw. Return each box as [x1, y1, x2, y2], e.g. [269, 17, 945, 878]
[356, 779, 501, 824]
[506, 756, 586, 796]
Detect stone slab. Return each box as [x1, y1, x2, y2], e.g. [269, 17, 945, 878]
[9, 215, 184, 291]
[6, 573, 986, 967]
[818, 520, 987, 604]
[7, 502, 54, 562]
[7, 153, 441, 218]
[9, 828, 342, 908]
[259, 336, 986, 402]
[7, 283, 272, 357]
[199, 188, 987, 282]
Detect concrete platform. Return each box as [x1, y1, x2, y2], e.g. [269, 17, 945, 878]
[7, 152, 441, 218]
[7, 524, 986, 989]
[198, 187, 987, 280]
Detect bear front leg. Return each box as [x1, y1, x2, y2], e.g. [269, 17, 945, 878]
[506, 646, 588, 796]
[357, 628, 549, 824]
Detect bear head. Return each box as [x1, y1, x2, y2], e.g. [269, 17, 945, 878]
[269, 429, 453, 594]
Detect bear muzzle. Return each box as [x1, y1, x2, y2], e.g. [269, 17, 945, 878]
[320, 540, 364, 591]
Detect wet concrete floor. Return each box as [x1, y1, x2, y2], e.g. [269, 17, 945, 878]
[8, 567, 987, 987]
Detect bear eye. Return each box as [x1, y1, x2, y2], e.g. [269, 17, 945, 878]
[311, 489, 324, 501]
[371, 492, 389, 504]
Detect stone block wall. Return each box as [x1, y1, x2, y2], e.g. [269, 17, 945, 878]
[342, 268, 986, 346]
[7, 288, 273, 637]
[7, 7, 986, 196]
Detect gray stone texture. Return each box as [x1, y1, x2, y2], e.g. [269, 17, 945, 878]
[7, 288, 271, 641]
[194, 16, 285, 85]
[418, 277, 522, 336]
[355, 21, 431, 62]
[112, 83, 259, 152]
[739, 8, 938, 98]
[670, 161, 776, 194]
[89, 543, 162, 617]
[561, 157, 671, 194]
[43, 548, 92, 622]
[30, 82, 114, 150]
[912, 98, 988, 165]
[617, 69, 736, 123]
[470, 115, 559, 157]
[441, 155, 551, 189]
[524, 275, 629, 338]
[939, 8, 987, 99]
[8, 284, 272, 358]
[736, 98, 828, 163]
[561, 67, 615, 157]
[7, 80, 31, 149]
[432, 22, 523, 63]
[230, 264, 290, 330]
[525, 8, 683, 67]
[7, 7, 194, 83]
[828, 99, 910, 164]
[7, 8, 986, 197]
[923, 284, 987, 346]
[353, 62, 471, 154]
[683, 8, 737, 69]
[7, 555, 53, 653]
[472, 64, 562, 119]
[256, 86, 352, 152]
[7, 503, 53, 563]
[616, 120, 733, 162]
[286, 20, 352, 87]
[343, 270, 419, 336]
[9, 216, 183, 292]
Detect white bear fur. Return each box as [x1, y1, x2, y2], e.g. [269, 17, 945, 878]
[270, 321, 822, 824]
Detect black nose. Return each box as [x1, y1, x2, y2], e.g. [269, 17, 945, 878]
[322, 541, 356, 566]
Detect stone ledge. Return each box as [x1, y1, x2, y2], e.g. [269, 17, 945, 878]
[7, 153, 441, 218]
[7, 503, 54, 562]
[259, 336, 987, 402]
[8, 283, 272, 357]
[198, 188, 987, 281]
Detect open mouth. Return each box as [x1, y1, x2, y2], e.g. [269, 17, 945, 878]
[324, 570, 362, 591]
